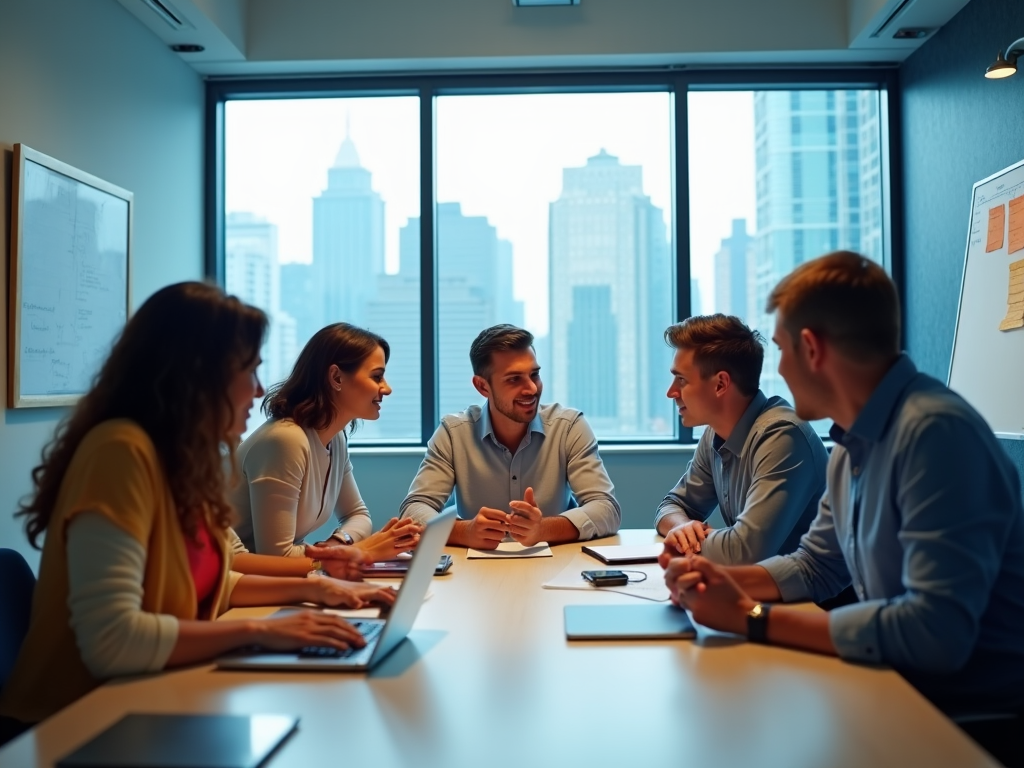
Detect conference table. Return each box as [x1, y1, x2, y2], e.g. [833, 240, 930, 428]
[0, 530, 1000, 768]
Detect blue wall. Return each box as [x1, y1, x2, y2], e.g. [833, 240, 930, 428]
[900, 0, 1024, 478]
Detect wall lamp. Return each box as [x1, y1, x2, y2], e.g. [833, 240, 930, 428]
[985, 37, 1024, 79]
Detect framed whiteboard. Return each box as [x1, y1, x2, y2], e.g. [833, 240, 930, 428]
[948, 158, 1024, 439]
[8, 144, 133, 408]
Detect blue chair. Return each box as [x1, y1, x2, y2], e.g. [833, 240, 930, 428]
[0, 548, 36, 692]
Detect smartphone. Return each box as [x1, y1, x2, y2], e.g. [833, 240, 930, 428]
[364, 554, 453, 576]
[581, 569, 629, 587]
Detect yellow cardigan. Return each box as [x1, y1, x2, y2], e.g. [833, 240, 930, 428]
[0, 420, 233, 724]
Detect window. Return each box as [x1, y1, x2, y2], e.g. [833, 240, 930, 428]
[688, 89, 886, 433]
[214, 74, 892, 445]
[224, 96, 421, 440]
[434, 92, 674, 439]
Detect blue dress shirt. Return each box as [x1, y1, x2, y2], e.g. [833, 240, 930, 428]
[655, 391, 827, 564]
[760, 354, 1024, 714]
[399, 403, 620, 540]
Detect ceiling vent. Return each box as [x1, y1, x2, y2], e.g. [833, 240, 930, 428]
[136, 0, 194, 30]
[869, 0, 918, 38]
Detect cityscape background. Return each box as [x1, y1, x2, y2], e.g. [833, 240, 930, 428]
[225, 90, 883, 441]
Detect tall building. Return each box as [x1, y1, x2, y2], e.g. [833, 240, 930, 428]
[364, 204, 525, 439]
[225, 212, 297, 391]
[713, 218, 755, 320]
[549, 149, 670, 435]
[752, 90, 883, 395]
[311, 133, 384, 330]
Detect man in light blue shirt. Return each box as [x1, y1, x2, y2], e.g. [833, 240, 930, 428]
[400, 325, 620, 549]
[663, 251, 1024, 721]
[656, 315, 828, 564]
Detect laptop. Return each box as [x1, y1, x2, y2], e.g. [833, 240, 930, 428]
[217, 509, 456, 672]
[564, 603, 696, 640]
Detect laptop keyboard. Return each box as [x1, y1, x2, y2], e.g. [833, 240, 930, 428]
[298, 620, 384, 659]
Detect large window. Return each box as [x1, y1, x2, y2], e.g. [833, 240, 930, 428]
[687, 89, 886, 433]
[435, 93, 674, 439]
[216, 75, 892, 445]
[224, 96, 421, 440]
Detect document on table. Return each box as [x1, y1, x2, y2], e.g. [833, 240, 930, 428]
[543, 553, 670, 602]
[467, 541, 553, 559]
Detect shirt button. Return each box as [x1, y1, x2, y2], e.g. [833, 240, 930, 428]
[852, 466, 861, 476]
[512, 476, 517, 480]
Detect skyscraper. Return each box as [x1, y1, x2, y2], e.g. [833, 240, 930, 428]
[752, 90, 882, 395]
[364, 203, 525, 439]
[549, 149, 670, 435]
[713, 218, 755, 320]
[311, 133, 384, 330]
[225, 212, 297, 390]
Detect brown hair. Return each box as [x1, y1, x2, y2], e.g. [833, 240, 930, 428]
[766, 251, 900, 362]
[263, 323, 390, 432]
[469, 324, 535, 378]
[664, 314, 764, 397]
[18, 282, 268, 548]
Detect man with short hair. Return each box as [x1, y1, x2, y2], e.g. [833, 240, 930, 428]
[657, 314, 828, 564]
[400, 324, 620, 549]
[663, 252, 1024, 725]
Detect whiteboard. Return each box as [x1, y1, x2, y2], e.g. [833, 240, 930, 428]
[949, 158, 1024, 440]
[9, 144, 132, 407]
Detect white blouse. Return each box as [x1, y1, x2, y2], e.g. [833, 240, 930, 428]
[229, 418, 373, 557]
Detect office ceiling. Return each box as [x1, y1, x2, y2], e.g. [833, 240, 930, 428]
[115, 0, 973, 76]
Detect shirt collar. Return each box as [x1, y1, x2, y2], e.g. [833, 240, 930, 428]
[832, 353, 917, 446]
[477, 402, 546, 447]
[714, 390, 768, 456]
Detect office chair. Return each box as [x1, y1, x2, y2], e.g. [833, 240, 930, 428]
[0, 548, 36, 691]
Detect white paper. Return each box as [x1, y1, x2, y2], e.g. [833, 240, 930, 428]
[467, 541, 553, 559]
[542, 553, 670, 602]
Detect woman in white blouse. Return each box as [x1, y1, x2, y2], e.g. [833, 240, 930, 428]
[230, 323, 421, 563]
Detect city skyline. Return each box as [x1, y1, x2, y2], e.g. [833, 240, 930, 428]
[227, 88, 885, 439]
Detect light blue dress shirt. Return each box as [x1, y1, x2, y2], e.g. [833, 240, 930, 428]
[655, 391, 827, 564]
[399, 403, 620, 540]
[760, 354, 1024, 714]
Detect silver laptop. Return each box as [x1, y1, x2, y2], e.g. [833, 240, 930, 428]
[564, 603, 696, 640]
[217, 509, 456, 672]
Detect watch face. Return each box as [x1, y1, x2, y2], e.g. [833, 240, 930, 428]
[749, 604, 764, 619]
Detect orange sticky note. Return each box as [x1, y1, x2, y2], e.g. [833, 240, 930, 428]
[1008, 195, 1024, 254]
[988, 204, 1006, 253]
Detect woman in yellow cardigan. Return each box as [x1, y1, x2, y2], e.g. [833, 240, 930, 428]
[0, 282, 390, 732]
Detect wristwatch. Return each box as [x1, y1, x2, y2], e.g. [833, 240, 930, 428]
[332, 531, 354, 545]
[747, 603, 771, 644]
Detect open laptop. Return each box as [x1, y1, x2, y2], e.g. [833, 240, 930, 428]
[217, 509, 456, 672]
[564, 603, 696, 640]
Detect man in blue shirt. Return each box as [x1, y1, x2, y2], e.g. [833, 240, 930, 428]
[663, 251, 1024, 721]
[400, 325, 620, 549]
[656, 314, 828, 564]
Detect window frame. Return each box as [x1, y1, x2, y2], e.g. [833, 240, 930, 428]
[206, 67, 902, 446]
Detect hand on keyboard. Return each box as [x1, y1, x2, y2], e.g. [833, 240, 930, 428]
[251, 609, 367, 653]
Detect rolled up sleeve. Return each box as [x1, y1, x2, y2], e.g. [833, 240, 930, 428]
[654, 432, 718, 529]
[759, 490, 852, 603]
[562, 414, 620, 539]
[400, 424, 457, 525]
[700, 423, 824, 564]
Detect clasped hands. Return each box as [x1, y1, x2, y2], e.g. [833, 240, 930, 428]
[659, 549, 756, 636]
[464, 487, 545, 549]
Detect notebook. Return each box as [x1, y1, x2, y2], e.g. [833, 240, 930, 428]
[217, 508, 456, 672]
[56, 713, 298, 768]
[581, 544, 663, 564]
[564, 603, 696, 640]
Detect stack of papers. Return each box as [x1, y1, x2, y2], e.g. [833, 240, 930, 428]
[543, 553, 670, 602]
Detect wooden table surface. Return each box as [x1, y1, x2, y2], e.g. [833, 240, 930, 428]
[0, 530, 998, 768]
